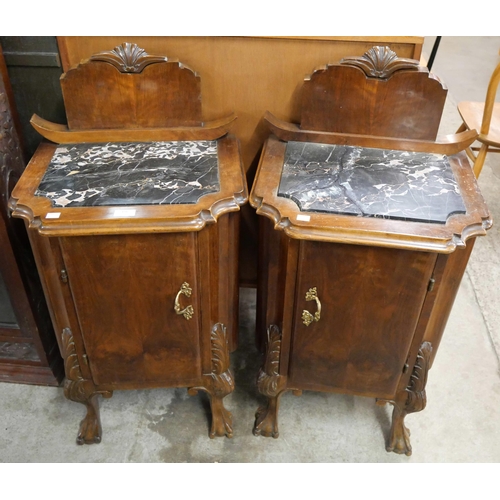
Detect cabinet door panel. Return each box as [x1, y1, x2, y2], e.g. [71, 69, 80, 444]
[59, 233, 201, 387]
[289, 241, 436, 399]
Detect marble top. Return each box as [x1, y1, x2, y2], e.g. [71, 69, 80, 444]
[35, 141, 220, 207]
[278, 141, 466, 224]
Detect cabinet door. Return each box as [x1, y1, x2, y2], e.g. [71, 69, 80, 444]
[59, 232, 201, 388]
[289, 241, 436, 399]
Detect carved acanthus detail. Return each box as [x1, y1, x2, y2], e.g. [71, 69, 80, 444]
[61, 327, 89, 403]
[381, 341, 433, 455]
[405, 340, 432, 412]
[90, 43, 167, 73]
[0, 87, 24, 214]
[341, 46, 419, 79]
[61, 328, 82, 380]
[188, 323, 234, 438]
[209, 323, 235, 397]
[257, 324, 287, 397]
[60, 328, 111, 445]
[253, 325, 288, 438]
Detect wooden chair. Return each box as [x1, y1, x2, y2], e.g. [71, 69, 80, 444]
[457, 59, 500, 177]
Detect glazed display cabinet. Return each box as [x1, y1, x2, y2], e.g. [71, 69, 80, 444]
[0, 44, 63, 385]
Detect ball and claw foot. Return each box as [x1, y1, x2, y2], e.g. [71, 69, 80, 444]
[75, 396, 103, 445]
[209, 404, 233, 439]
[386, 418, 412, 456]
[76, 416, 102, 445]
[188, 387, 234, 439]
[382, 341, 432, 456]
[253, 402, 280, 438]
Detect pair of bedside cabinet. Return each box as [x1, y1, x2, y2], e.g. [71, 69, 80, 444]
[8, 44, 490, 456]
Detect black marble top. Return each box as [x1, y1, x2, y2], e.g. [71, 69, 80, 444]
[278, 141, 466, 224]
[35, 141, 220, 207]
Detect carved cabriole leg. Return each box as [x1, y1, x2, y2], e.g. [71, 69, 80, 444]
[61, 328, 112, 445]
[253, 324, 288, 438]
[379, 341, 433, 456]
[188, 323, 234, 438]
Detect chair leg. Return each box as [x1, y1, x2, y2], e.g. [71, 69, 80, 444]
[457, 123, 478, 164]
[465, 148, 476, 164]
[473, 143, 489, 178]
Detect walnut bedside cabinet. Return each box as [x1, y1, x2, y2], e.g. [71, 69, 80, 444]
[9, 43, 248, 444]
[250, 47, 491, 455]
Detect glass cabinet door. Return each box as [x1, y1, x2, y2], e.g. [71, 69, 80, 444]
[0, 272, 18, 328]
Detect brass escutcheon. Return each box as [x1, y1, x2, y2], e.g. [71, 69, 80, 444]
[174, 282, 194, 320]
[302, 287, 321, 326]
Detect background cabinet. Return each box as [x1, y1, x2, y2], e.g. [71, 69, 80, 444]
[0, 44, 63, 385]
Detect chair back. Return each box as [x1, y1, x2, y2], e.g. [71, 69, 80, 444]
[480, 61, 500, 136]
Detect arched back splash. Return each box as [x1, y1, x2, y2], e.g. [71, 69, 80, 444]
[61, 42, 202, 130]
[300, 46, 447, 141]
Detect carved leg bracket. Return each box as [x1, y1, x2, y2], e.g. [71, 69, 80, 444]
[253, 325, 287, 438]
[378, 341, 432, 456]
[61, 328, 112, 445]
[188, 323, 234, 438]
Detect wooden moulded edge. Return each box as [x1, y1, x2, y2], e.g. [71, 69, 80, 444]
[264, 111, 478, 155]
[30, 113, 238, 144]
[9, 136, 248, 237]
[249, 134, 492, 254]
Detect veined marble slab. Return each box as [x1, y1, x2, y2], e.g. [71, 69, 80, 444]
[278, 141, 466, 224]
[35, 141, 220, 207]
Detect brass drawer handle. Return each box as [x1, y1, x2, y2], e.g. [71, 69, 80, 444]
[174, 282, 194, 320]
[302, 287, 321, 326]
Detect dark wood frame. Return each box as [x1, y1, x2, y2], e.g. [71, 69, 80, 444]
[0, 45, 63, 385]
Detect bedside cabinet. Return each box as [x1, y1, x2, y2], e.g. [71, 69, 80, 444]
[251, 134, 490, 455]
[10, 136, 247, 444]
[250, 47, 490, 455]
[9, 43, 248, 444]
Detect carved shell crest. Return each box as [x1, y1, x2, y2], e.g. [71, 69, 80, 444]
[90, 43, 167, 73]
[341, 46, 419, 78]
